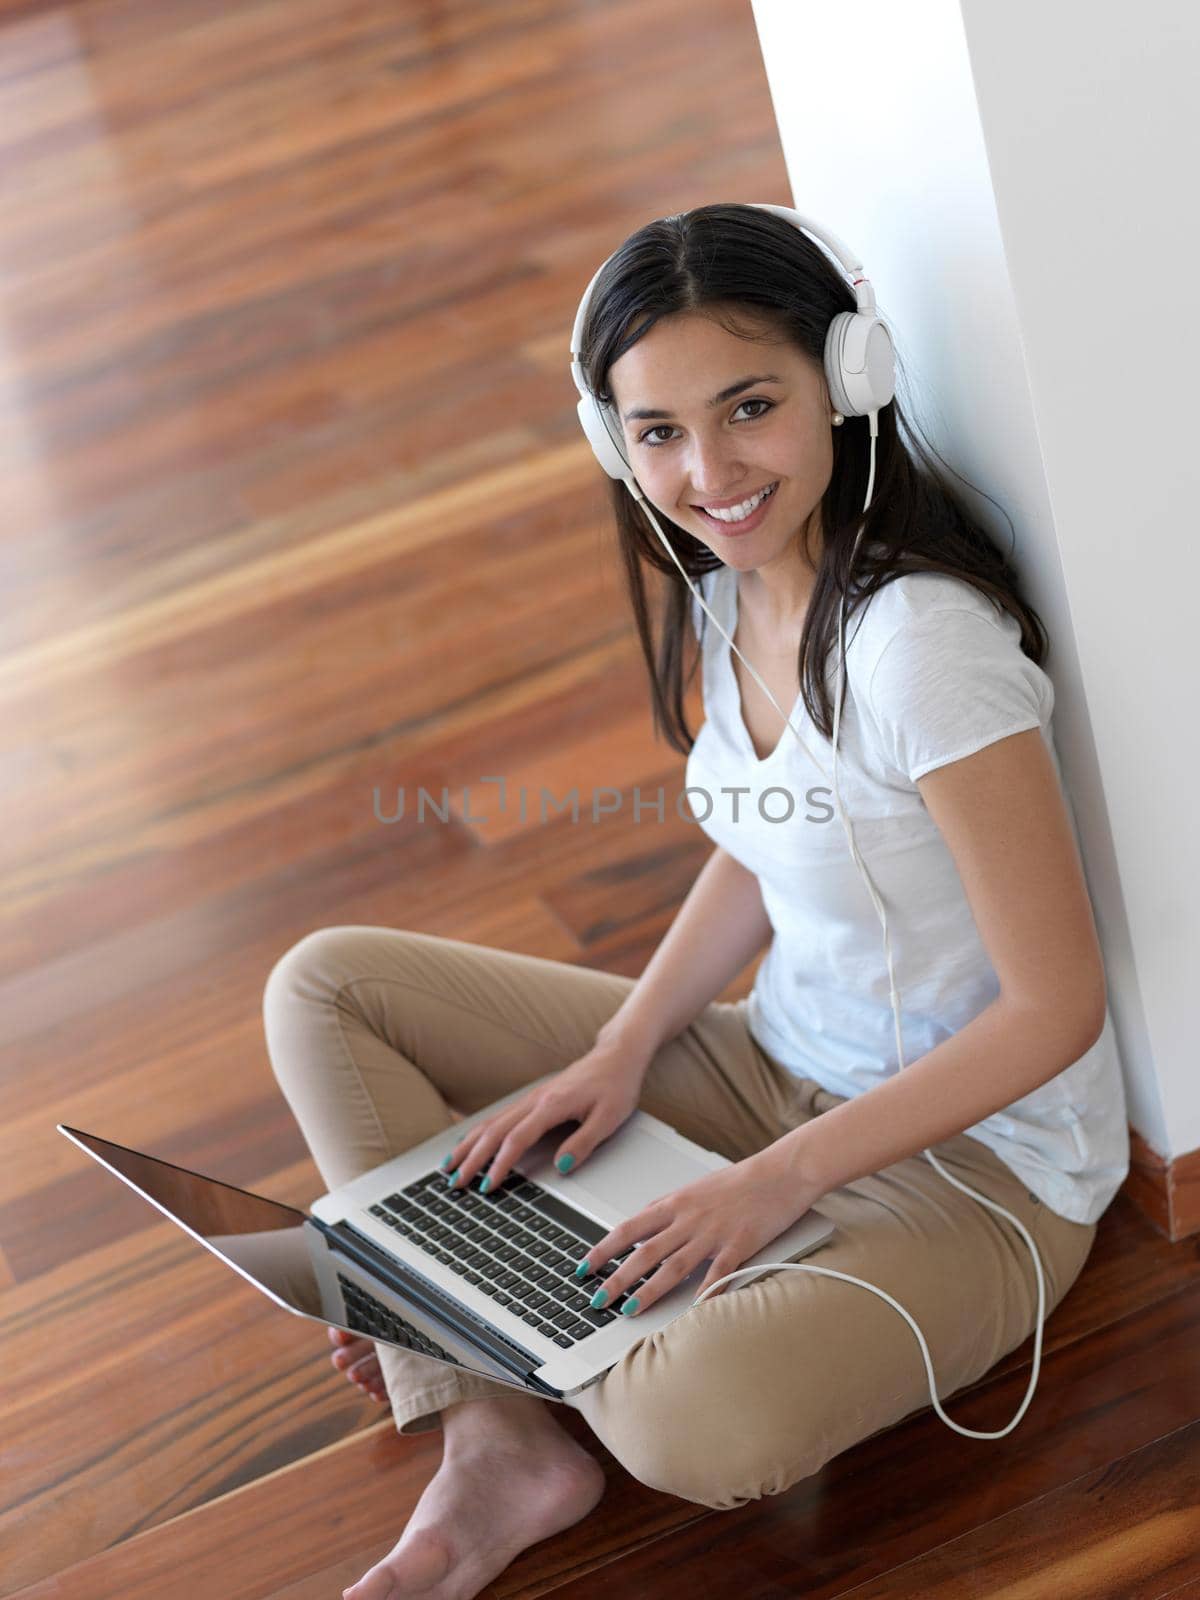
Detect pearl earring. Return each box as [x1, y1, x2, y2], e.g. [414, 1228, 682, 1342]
[831, 411, 845, 427]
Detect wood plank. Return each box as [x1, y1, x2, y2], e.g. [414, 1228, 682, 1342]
[1, 1087, 308, 1282]
[830, 1419, 1200, 1599]
[449, 714, 688, 846]
[4, 1408, 692, 1600]
[1, 1197, 382, 1592]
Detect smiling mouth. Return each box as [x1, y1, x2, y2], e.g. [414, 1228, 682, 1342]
[693, 481, 779, 527]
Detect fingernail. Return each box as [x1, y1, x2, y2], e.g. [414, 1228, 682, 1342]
[446, 1168, 460, 1186]
[556, 1153, 574, 1174]
[574, 1258, 591, 1279]
[439, 1154, 453, 1171]
[479, 1175, 491, 1194]
[621, 1297, 640, 1316]
[590, 1288, 608, 1309]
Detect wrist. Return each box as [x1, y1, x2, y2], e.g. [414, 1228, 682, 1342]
[594, 1013, 660, 1066]
[761, 1120, 831, 1210]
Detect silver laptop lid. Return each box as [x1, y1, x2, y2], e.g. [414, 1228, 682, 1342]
[55, 1125, 554, 1399]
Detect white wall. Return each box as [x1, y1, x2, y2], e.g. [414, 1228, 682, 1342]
[750, 0, 1200, 1164]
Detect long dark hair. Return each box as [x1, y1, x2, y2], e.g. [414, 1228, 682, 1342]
[578, 203, 1049, 754]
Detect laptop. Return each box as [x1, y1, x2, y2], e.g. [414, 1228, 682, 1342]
[57, 1072, 835, 1406]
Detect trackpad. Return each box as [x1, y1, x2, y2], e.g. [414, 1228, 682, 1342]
[518, 1123, 713, 1214]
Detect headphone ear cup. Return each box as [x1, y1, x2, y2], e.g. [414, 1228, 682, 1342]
[824, 311, 896, 418]
[576, 395, 631, 480]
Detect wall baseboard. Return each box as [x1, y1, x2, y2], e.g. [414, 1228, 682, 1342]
[1122, 1127, 1200, 1242]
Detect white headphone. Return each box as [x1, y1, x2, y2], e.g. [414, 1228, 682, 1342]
[568, 203, 1047, 1442]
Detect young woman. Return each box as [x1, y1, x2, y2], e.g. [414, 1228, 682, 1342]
[263, 203, 1128, 1600]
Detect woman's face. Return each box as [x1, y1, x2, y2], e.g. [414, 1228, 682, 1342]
[606, 307, 837, 583]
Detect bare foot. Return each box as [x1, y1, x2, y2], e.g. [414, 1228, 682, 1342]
[328, 1325, 390, 1406]
[343, 1395, 606, 1600]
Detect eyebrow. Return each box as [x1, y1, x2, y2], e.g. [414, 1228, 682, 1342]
[621, 374, 785, 424]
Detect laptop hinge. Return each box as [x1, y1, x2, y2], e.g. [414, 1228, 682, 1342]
[310, 1215, 563, 1398]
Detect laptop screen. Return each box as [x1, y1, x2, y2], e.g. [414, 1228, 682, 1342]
[58, 1125, 547, 1400]
[59, 1125, 328, 1313]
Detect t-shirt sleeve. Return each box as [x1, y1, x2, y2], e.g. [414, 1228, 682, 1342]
[862, 606, 1049, 784]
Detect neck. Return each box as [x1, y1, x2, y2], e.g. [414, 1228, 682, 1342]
[739, 514, 823, 634]
[739, 561, 816, 637]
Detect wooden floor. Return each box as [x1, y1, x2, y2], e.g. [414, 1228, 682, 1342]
[1, 0, 1197, 1594]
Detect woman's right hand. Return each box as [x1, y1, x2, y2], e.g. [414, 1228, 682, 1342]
[440, 1037, 653, 1193]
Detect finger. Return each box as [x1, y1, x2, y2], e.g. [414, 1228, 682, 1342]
[439, 1110, 515, 1174]
[550, 1095, 634, 1181]
[575, 1202, 670, 1281]
[474, 1096, 577, 1191]
[606, 1241, 705, 1317]
[693, 1250, 744, 1303]
[580, 1232, 673, 1316]
[441, 1107, 529, 1187]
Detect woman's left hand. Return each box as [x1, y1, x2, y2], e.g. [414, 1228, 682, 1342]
[574, 1143, 822, 1315]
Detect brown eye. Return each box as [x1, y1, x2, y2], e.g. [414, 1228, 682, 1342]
[637, 398, 774, 449]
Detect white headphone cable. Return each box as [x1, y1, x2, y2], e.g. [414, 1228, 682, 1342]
[627, 410, 1047, 1439]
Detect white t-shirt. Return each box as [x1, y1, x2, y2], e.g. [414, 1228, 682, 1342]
[685, 560, 1129, 1225]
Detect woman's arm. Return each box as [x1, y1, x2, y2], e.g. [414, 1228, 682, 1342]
[596, 844, 773, 1062]
[770, 726, 1108, 1201]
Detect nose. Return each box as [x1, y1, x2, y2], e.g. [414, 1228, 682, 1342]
[684, 437, 748, 502]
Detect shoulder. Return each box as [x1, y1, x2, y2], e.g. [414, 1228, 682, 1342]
[845, 569, 1015, 686]
[850, 566, 1006, 640]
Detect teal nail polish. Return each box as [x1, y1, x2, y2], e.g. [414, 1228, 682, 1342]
[439, 1154, 453, 1171]
[556, 1153, 574, 1174]
[621, 1298, 640, 1317]
[446, 1168, 460, 1185]
[590, 1288, 608, 1309]
[479, 1175, 491, 1194]
[574, 1258, 591, 1279]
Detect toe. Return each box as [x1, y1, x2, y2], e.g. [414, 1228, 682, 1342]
[348, 1353, 384, 1387]
[331, 1336, 373, 1371]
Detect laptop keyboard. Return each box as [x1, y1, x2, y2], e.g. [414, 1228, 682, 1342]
[367, 1170, 651, 1350]
[337, 1271, 457, 1362]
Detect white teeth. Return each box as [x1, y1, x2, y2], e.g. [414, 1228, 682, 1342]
[701, 483, 776, 522]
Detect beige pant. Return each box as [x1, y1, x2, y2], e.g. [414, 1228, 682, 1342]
[261, 926, 1097, 1511]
